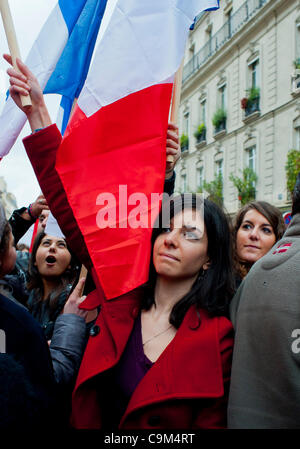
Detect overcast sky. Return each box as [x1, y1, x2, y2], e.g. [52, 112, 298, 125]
[0, 0, 60, 208]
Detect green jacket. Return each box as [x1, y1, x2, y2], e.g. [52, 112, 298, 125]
[228, 213, 300, 429]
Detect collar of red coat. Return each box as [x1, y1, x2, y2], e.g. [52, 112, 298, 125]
[75, 282, 231, 415]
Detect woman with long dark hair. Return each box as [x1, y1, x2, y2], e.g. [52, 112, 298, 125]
[70, 194, 235, 429]
[26, 231, 80, 340]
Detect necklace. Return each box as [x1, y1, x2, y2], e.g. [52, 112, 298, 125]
[142, 325, 173, 346]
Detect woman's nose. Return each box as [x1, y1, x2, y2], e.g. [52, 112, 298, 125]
[249, 227, 259, 240]
[164, 229, 179, 247]
[49, 243, 56, 252]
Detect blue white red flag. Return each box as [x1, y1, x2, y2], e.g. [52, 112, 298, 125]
[24, 0, 220, 299]
[0, 0, 108, 156]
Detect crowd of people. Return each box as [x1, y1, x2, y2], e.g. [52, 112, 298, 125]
[0, 55, 300, 430]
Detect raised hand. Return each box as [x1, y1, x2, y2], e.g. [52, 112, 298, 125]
[165, 122, 181, 179]
[63, 278, 88, 321]
[3, 54, 52, 131]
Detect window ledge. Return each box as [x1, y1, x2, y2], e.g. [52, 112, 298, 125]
[243, 111, 260, 124]
[214, 129, 227, 140]
[195, 140, 207, 149]
[291, 88, 300, 98]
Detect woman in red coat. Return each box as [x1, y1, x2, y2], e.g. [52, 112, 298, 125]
[72, 195, 234, 429]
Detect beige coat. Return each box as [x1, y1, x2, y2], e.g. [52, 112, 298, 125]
[228, 213, 300, 429]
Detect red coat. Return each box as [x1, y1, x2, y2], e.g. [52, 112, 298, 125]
[72, 285, 233, 429]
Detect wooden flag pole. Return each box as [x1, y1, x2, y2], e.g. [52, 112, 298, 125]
[65, 97, 89, 297]
[0, 0, 32, 108]
[167, 59, 184, 163]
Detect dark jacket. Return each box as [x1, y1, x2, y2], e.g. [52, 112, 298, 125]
[228, 213, 300, 429]
[0, 292, 56, 427]
[27, 284, 73, 340]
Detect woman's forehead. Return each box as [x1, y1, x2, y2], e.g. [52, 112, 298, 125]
[41, 234, 66, 243]
[172, 208, 204, 227]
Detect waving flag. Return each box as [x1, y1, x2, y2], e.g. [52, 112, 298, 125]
[24, 0, 219, 300]
[0, 0, 108, 157]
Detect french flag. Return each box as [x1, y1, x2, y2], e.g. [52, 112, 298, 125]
[24, 0, 219, 300]
[0, 0, 108, 157]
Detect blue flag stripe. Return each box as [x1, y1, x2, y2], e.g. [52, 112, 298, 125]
[44, 0, 108, 134]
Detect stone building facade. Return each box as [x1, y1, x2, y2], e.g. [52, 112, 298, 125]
[176, 0, 300, 214]
[0, 176, 17, 218]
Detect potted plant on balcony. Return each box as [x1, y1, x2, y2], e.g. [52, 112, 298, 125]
[229, 167, 257, 205]
[293, 59, 300, 70]
[212, 109, 227, 134]
[180, 133, 189, 152]
[242, 87, 260, 116]
[193, 123, 206, 143]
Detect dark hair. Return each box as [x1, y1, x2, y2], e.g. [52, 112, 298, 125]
[0, 222, 13, 277]
[27, 231, 79, 317]
[233, 201, 285, 278]
[142, 194, 235, 328]
[292, 172, 300, 216]
[0, 222, 11, 255]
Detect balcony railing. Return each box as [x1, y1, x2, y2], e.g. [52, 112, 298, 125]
[196, 130, 206, 143]
[183, 0, 268, 84]
[245, 97, 260, 117]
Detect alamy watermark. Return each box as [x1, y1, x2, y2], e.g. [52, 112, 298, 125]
[291, 329, 300, 354]
[95, 188, 204, 233]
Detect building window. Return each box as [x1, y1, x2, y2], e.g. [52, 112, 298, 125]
[248, 146, 256, 171]
[296, 21, 300, 63]
[215, 159, 223, 178]
[200, 100, 206, 125]
[183, 112, 189, 136]
[206, 26, 212, 57]
[226, 9, 232, 38]
[249, 59, 259, 89]
[295, 127, 300, 151]
[218, 84, 227, 111]
[181, 174, 187, 192]
[197, 167, 204, 190]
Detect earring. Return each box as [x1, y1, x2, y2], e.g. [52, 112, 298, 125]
[197, 268, 206, 282]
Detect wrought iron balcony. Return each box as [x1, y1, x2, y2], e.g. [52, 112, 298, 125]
[245, 97, 260, 117]
[183, 0, 268, 84]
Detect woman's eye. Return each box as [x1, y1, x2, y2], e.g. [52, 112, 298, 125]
[58, 243, 67, 248]
[161, 227, 171, 234]
[262, 227, 272, 234]
[242, 224, 251, 230]
[183, 231, 198, 240]
[42, 241, 50, 246]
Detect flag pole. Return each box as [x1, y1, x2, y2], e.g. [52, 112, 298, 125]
[0, 0, 32, 108]
[167, 58, 184, 163]
[67, 97, 88, 296]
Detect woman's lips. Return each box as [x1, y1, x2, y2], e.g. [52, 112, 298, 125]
[159, 252, 180, 261]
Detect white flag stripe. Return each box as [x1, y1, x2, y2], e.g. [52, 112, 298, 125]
[78, 0, 218, 117]
[45, 211, 65, 239]
[0, 4, 68, 157]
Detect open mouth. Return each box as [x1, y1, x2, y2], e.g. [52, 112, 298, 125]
[45, 255, 57, 264]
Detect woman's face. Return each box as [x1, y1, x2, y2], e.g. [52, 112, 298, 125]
[35, 235, 72, 279]
[0, 231, 16, 276]
[153, 208, 210, 281]
[236, 209, 276, 264]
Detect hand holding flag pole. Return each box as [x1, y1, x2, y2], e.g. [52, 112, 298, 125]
[0, 0, 32, 108]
